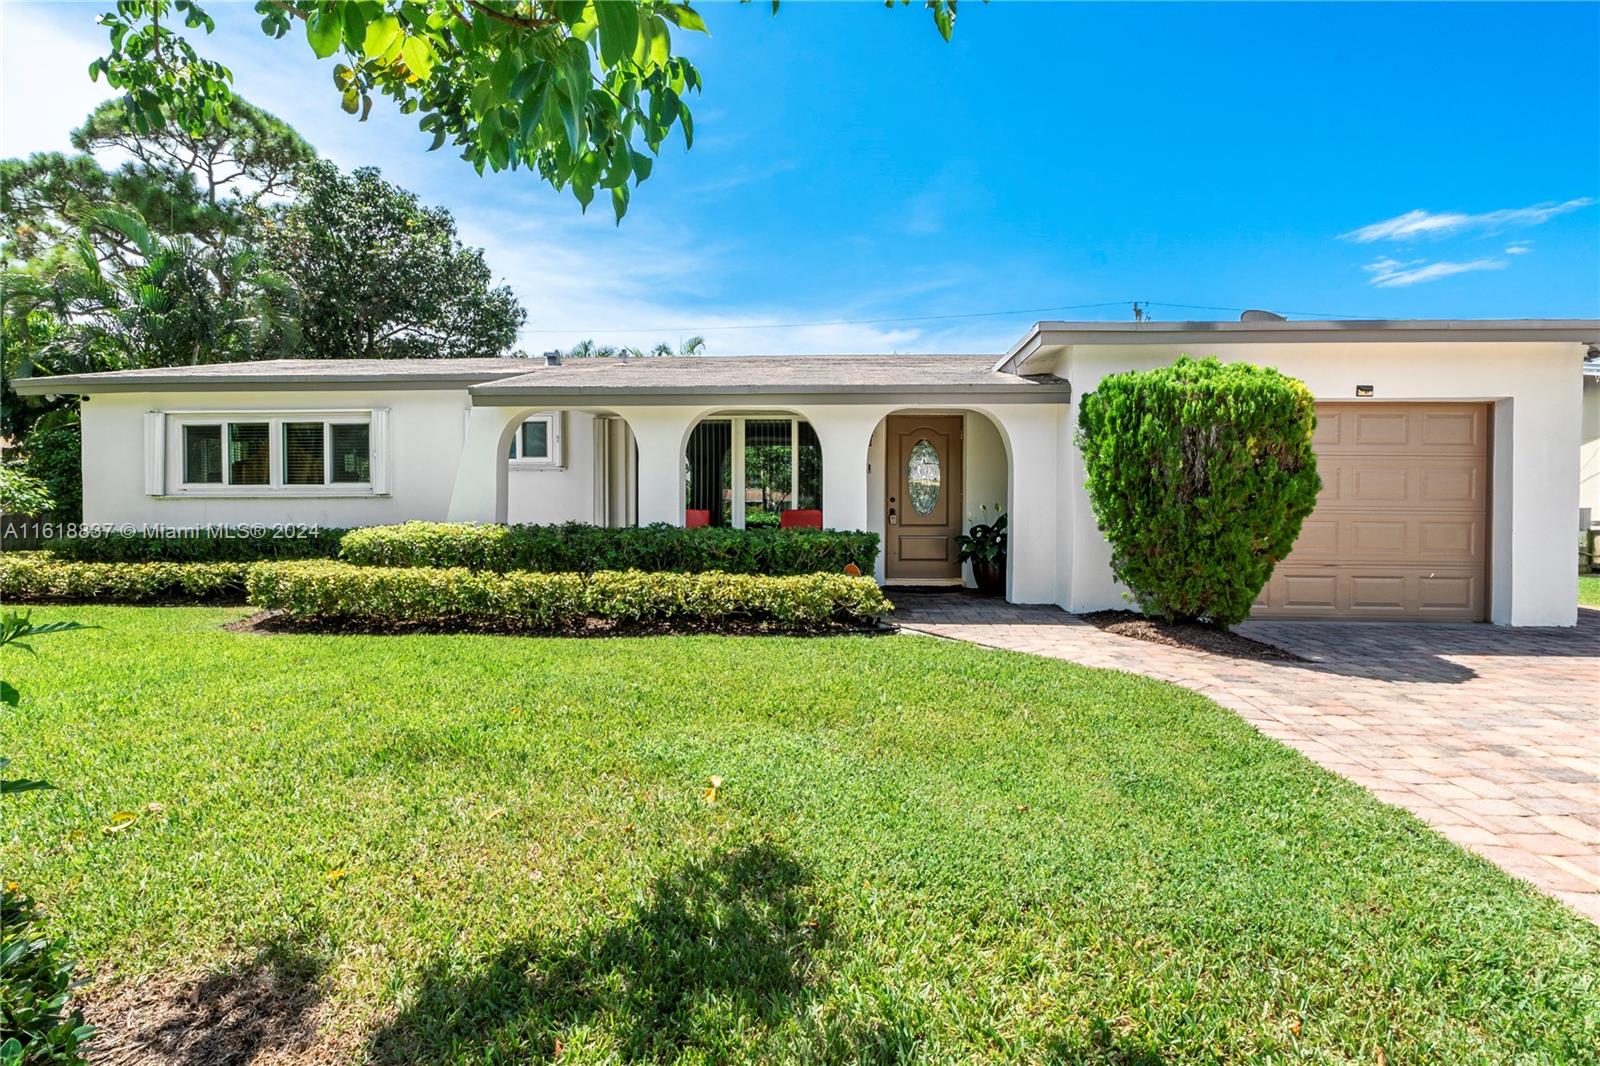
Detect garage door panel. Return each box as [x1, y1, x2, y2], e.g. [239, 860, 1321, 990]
[1420, 408, 1485, 448]
[1418, 518, 1483, 560]
[1254, 402, 1488, 622]
[1278, 515, 1484, 564]
[1351, 411, 1412, 447]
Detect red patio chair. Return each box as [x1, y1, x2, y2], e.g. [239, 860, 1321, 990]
[780, 509, 823, 530]
[685, 508, 711, 528]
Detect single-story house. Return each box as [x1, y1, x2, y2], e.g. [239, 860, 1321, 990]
[15, 317, 1598, 626]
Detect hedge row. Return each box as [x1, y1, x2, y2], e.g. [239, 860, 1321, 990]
[246, 561, 891, 630]
[0, 553, 250, 603]
[338, 522, 879, 576]
[44, 527, 347, 563]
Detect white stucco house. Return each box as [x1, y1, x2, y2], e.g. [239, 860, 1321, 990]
[15, 318, 1597, 626]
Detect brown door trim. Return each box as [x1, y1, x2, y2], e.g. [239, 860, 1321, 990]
[885, 415, 964, 580]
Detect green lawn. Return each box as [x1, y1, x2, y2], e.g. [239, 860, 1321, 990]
[5, 607, 1597, 1064]
[1580, 572, 1600, 608]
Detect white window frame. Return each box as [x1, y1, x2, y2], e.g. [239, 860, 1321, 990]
[686, 415, 815, 530]
[156, 409, 388, 497]
[508, 412, 564, 470]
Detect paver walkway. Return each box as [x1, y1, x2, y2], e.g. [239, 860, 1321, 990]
[893, 593, 1600, 922]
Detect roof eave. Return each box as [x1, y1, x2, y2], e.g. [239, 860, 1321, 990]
[994, 319, 1600, 374]
[469, 381, 1071, 406]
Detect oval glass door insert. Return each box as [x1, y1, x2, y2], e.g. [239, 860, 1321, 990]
[907, 439, 941, 515]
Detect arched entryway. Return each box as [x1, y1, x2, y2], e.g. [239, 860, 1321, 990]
[868, 408, 1011, 589]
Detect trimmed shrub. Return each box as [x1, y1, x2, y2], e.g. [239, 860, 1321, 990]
[0, 554, 250, 604]
[0, 885, 93, 1066]
[20, 423, 80, 524]
[338, 522, 880, 577]
[0, 467, 55, 516]
[1075, 356, 1321, 626]
[44, 527, 346, 563]
[246, 561, 892, 630]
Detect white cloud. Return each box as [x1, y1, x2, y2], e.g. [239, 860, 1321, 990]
[1362, 255, 1508, 288]
[1342, 198, 1595, 242]
[0, 4, 118, 157]
[1504, 242, 1532, 255]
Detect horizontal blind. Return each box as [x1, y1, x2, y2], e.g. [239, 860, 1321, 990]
[228, 423, 269, 486]
[283, 422, 325, 485]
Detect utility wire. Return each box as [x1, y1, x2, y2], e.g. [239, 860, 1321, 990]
[522, 299, 1379, 336]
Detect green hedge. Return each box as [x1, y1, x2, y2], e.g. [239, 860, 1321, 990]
[0, 553, 250, 603]
[247, 561, 892, 630]
[338, 522, 880, 576]
[43, 527, 346, 563]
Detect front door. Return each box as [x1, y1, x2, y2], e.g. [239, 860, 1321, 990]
[885, 415, 963, 580]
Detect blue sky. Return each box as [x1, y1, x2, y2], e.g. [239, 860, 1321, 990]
[4, 1, 1597, 354]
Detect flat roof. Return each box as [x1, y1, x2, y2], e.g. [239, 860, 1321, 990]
[997, 318, 1600, 372]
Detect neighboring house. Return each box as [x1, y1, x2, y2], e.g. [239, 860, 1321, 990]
[15, 318, 1597, 626]
[1584, 355, 1600, 519]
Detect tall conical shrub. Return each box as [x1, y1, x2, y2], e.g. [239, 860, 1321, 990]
[1076, 356, 1321, 626]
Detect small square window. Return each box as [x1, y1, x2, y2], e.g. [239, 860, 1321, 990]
[184, 425, 223, 484]
[330, 424, 370, 484]
[228, 423, 270, 485]
[520, 420, 550, 460]
[283, 422, 325, 485]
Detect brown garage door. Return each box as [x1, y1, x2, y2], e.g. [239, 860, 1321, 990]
[1254, 403, 1489, 621]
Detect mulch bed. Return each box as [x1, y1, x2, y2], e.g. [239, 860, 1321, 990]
[223, 609, 891, 639]
[1078, 610, 1304, 662]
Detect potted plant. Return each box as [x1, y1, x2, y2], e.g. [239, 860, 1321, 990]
[956, 505, 1007, 596]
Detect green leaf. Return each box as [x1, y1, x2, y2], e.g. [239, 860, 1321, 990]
[1, 778, 55, 795]
[663, 4, 708, 34]
[341, 87, 361, 114]
[1, 1037, 22, 1066]
[630, 149, 653, 183]
[341, 1, 369, 49]
[611, 182, 630, 223]
[400, 35, 435, 81]
[680, 104, 693, 149]
[648, 15, 671, 67]
[362, 14, 403, 61]
[595, 0, 639, 68]
[510, 60, 542, 101]
[305, 9, 342, 59]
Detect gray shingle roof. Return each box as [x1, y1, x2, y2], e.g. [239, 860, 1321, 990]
[470, 354, 1062, 398]
[7, 358, 541, 393]
[9, 353, 1069, 400]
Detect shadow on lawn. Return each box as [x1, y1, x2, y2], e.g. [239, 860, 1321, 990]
[367, 842, 833, 1063]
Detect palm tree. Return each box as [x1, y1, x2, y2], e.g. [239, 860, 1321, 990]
[679, 335, 706, 355]
[5, 207, 298, 372]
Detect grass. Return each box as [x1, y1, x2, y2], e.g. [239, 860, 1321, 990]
[4, 606, 1598, 1064]
[1580, 572, 1600, 608]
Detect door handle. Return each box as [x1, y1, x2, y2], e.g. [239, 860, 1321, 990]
[888, 507, 897, 526]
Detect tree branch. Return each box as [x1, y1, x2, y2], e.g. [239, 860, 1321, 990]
[461, 0, 559, 31]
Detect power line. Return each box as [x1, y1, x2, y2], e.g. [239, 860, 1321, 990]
[520, 298, 1381, 336]
[519, 300, 1136, 335]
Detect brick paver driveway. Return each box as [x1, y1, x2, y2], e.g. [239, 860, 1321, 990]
[894, 594, 1600, 922]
